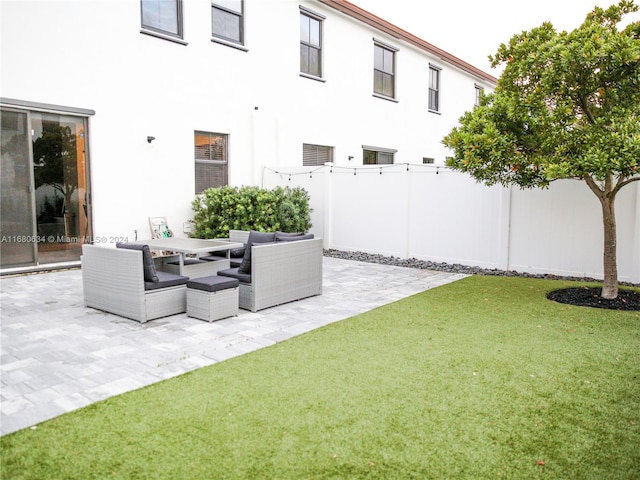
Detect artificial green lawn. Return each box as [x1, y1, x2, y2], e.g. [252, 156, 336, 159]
[2, 276, 639, 479]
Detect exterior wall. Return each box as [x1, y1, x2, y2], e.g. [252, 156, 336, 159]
[1, 0, 492, 243]
[264, 167, 640, 284]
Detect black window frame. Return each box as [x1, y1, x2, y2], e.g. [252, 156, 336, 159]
[363, 145, 396, 165]
[429, 64, 441, 112]
[140, 0, 184, 41]
[211, 0, 244, 47]
[300, 7, 324, 79]
[373, 40, 397, 99]
[194, 131, 229, 194]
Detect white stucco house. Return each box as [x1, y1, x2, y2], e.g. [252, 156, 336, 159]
[2, 0, 638, 282]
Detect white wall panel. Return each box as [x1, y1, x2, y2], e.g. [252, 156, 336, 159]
[265, 168, 639, 283]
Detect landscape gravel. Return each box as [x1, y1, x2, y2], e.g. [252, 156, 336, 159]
[323, 249, 640, 287]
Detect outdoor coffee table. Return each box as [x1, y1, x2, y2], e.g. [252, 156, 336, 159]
[130, 238, 244, 276]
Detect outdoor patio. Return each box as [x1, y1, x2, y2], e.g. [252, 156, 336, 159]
[0, 256, 466, 436]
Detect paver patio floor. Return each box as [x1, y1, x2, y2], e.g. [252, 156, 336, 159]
[0, 257, 466, 436]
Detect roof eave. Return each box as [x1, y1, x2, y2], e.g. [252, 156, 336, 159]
[316, 0, 498, 85]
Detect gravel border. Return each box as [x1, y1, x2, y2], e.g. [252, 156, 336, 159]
[323, 249, 640, 288]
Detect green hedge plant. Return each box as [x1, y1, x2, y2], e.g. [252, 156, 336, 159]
[191, 186, 312, 238]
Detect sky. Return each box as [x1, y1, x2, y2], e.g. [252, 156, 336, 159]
[355, 0, 640, 76]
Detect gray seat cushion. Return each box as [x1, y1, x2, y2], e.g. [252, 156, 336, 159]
[200, 257, 241, 268]
[204, 245, 246, 258]
[166, 258, 208, 266]
[116, 243, 159, 282]
[218, 267, 252, 284]
[144, 271, 188, 291]
[187, 275, 240, 292]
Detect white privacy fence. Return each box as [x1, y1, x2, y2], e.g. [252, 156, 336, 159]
[262, 164, 640, 283]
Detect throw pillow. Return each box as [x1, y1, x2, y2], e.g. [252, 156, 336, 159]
[237, 231, 276, 274]
[116, 243, 159, 282]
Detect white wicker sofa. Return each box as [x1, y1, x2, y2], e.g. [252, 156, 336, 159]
[81, 244, 188, 322]
[216, 230, 323, 312]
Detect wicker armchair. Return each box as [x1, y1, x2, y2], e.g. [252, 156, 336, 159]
[81, 244, 187, 322]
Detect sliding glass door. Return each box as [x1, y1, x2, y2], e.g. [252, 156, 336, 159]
[0, 108, 91, 268]
[0, 110, 36, 266]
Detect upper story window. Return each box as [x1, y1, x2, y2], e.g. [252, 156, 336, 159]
[374, 41, 397, 99]
[475, 84, 484, 107]
[141, 0, 183, 40]
[212, 0, 244, 46]
[429, 64, 441, 112]
[303, 143, 333, 166]
[195, 131, 229, 193]
[363, 146, 396, 165]
[300, 8, 324, 78]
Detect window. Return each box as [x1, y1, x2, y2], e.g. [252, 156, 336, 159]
[300, 9, 323, 78]
[195, 131, 228, 193]
[303, 143, 333, 166]
[374, 42, 396, 98]
[141, 0, 183, 39]
[212, 0, 244, 45]
[363, 146, 396, 165]
[423, 157, 434, 164]
[475, 84, 484, 107]
[429, 65, 441, 112]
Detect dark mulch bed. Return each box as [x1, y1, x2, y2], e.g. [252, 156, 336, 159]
[547, 287, 640, 311]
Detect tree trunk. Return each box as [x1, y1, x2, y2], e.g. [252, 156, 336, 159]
[599, 192, 619, 299]
[584, 174, 619, 299]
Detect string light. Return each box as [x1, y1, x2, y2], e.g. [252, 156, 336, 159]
[262, 163, 446, 180]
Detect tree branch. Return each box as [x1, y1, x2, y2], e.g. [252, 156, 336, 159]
[614, 175, 640, 195]
[583, 174, 605, 199]
[578, 96, 597, 124]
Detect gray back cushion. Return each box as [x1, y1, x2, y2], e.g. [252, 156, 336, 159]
[237, 230, 276, 274]
[116, 243, 159, 283]
[275, 233, 314, 242]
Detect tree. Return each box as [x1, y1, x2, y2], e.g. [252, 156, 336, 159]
[443, 1, 640, 299]
[33, 124, 78, 215]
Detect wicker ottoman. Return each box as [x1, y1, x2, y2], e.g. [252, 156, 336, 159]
[186, 276, 240, 322]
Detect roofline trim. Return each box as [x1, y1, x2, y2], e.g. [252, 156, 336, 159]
[316, 0, 498, 84]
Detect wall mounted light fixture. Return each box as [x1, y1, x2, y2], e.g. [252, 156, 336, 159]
[348, 156, 354, 161]
[147, 136, 156, 143]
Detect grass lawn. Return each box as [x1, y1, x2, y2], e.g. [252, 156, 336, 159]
[2, 276, 639, 479]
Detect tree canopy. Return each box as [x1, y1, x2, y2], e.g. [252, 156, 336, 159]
[443, 0, 640, 299]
